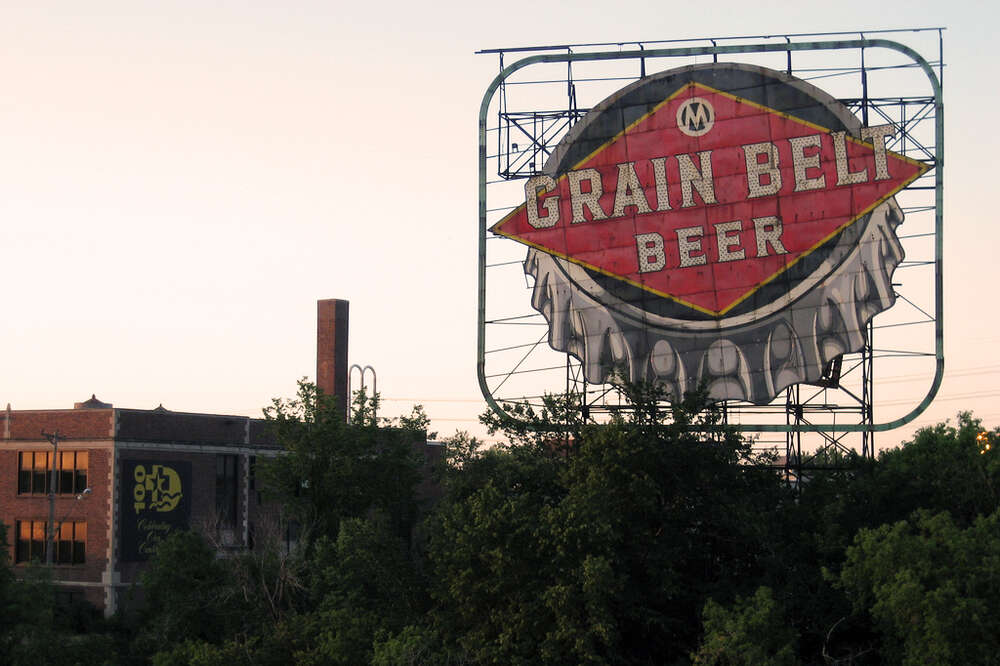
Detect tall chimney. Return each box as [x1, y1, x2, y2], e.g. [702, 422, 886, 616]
[317, 299, 349, 421]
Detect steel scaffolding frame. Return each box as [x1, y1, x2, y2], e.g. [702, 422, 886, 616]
[478, 29, 944, 467]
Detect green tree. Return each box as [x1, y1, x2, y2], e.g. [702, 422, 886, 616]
[0, 529, 117, 666]
[426, 437, 566, 664]
[396, 403, 437, 440]
[259, 379, 423, 550]
[691, 586, 797, 666]
[134, 530, 241, 653]
[839, 509, 1000, 665]
[873, 413, 999, 524]
[778, 413, 1000, 661]
[804, 413, 1000, 564]
[425, 386, 789, 664]
[290, 512, 427, 665]
[158, 380, 436, 665]
[0, 524, 15, 659]
[372, 624, 457, 666]
[151, 638, 253, 666]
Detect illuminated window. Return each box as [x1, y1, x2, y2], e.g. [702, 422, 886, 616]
[14, 520, 86, 564]
[17, 451, 88, 495]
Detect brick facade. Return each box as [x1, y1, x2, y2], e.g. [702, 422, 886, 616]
[0, 402, 279, 614]
[0, 299, 437, 615]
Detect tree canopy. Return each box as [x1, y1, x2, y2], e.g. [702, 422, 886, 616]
[1, 383, 997, 665]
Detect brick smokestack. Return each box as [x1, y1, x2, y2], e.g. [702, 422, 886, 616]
[317, 299, 349, 421]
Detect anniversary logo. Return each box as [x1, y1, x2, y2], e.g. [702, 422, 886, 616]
[491, 63, 928, 405]
[120, 460, 191, 561]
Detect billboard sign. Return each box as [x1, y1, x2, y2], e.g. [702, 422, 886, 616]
[120, 460, 191, 562]
[490, 63, 929, 404]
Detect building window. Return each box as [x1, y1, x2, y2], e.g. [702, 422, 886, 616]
[14, 520, 86, 564]
[215, 454, 238, 529]
[248, 455, 263, 505]
[17, 451, 88, 495]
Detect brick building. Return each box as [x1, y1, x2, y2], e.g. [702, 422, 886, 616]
[0, 298, 440, 615]
[0, 398, 280, 613]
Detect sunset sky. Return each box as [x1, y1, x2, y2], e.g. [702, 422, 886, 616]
[1, 1, 994, 449]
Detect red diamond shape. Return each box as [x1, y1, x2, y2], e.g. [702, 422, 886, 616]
[491, 82, 929, 315]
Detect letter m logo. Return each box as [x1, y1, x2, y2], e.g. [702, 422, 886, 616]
[676, 97, 715, 137]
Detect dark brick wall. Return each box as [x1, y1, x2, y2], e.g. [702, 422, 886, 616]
[249, 419, 278, 447]
[117, 410, 247, 446]
[115, 448, 265, 586]
[116, 410, 278, 450]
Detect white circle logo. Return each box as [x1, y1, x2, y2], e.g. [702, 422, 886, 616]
[676, 97, 715, 137]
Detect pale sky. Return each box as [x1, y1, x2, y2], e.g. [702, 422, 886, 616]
[0, 1, 994, 450]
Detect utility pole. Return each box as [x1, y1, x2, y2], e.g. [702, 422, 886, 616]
[41, 430, 60, 566]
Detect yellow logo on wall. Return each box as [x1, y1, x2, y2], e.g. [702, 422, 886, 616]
[133, 464, 183, 514]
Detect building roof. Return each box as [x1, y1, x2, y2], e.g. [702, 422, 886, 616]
[1, 399, 278, 449]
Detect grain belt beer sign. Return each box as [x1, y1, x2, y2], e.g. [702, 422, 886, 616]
[491, 63, 928, 404]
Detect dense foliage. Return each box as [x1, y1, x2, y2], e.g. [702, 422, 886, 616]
[1, 380, 997, 665]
